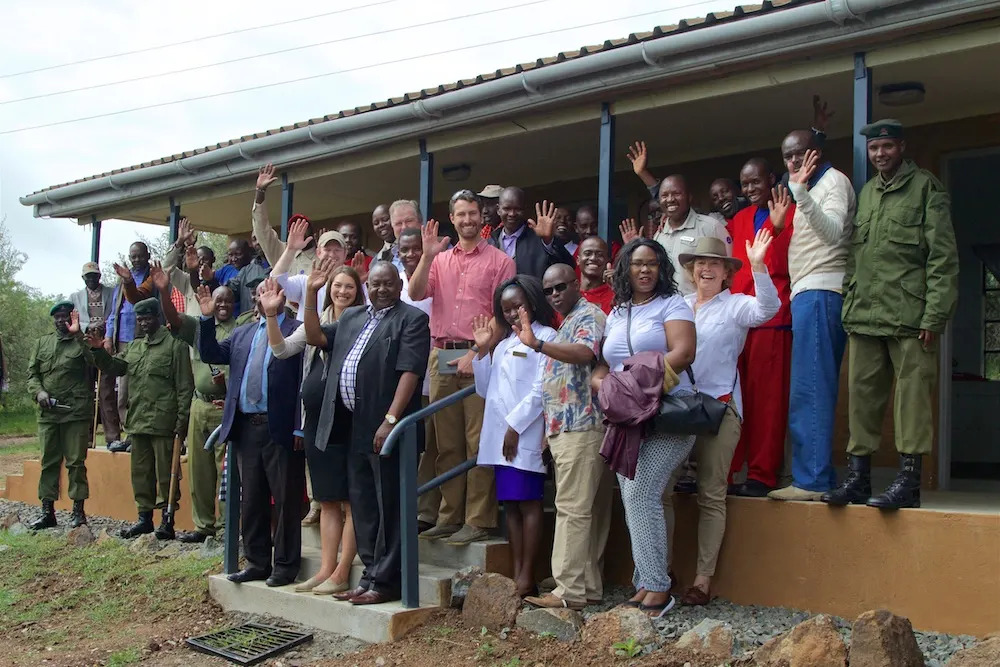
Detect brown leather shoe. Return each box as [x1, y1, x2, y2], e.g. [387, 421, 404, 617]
[350, 590, 398, 606]
[680, 586, 710, 606]
[333, 585, 368, 601]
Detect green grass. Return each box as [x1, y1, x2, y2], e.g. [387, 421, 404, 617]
[107, 647, 141, 666]
[0, 440, 39, 456]
[0, 406, 38, 437]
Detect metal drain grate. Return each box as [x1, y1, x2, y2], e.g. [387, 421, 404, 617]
[186, 623, 313, 665]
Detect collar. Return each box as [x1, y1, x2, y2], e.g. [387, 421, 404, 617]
[144, 327, 169, 345]
[454, 239, 487, 256]
[876, 160, 916, 191]
[500, 224, 527, 240]
[562, 297, 589, 322]
[664, 208, 697, 233]
[686, 288, 732, 309]
[808, 161, 834, 188]
[366, 303, 394, 319]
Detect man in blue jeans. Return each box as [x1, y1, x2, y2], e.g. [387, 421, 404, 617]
[767, 129, 857, 501]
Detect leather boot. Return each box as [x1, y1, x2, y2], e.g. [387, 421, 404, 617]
[120, 511, 154, 538]
[867, 454, 922, 510]
[30, 500, 57, 530]
[821, 454, 871, 506]
[70, 500, 87, 528]
[154, 509, 176, 540]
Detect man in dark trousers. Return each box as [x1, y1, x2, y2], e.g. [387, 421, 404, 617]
[303, 260, 429, 605]
[489, 187, 575, 278]
[198, 280, 306, 587]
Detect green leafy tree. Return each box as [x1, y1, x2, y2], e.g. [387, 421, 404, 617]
[100, 228, 230, 278]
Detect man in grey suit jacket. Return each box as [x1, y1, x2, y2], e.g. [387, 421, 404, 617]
[303, 260, 430, 605]
[70, 263, 119, 448]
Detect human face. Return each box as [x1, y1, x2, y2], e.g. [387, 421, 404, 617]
[542, 269, 579, 316]
[197, 248, 215, 269]
[574, 209, 598, 240]
[481, 199, 500, 227]
[367, 265, 401, 311]
[553, 208, 573, 242]
[212, 287, 234, 322]
[692, 257, 727, 298]
[867, 138, 905, 178]
[53, 309, 71, 335]
[500, 286, 530, 329]
[229, 241, 250, 268]
[781, 132, 814, 177]
[628, 245, 660, 297]
[372, 205, 393, 243]
[497, 189, 527, 234]
[337, 222, 362, 257]
[740, 163, 774, 207]
[658, 177, 690, 224]
[709, 180, 738, 219]
[136, 312, 159, 337]
[129, 244, 150, 272]
[450, 199, 483, 241]
[83, 273, 101, 290]
[578, 237, 609, 281]
[317, 240, 346, 267]
[398, 234, 423, 275]
[330, 273, 359, 311]
[390, 205, 420, 240]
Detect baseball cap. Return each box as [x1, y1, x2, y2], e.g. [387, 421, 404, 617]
[317, 230, 347, 248]
[478, 185, 503, 199]
[81, 262, 101, 277]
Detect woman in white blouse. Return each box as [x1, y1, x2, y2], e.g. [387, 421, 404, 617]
[471, 276, 557, 598]
[665, 229, 778, 606]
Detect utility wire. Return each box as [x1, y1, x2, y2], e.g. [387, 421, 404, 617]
[0, 0, 401, 79]
[1, 0, 552, 105]
[0, 1, 721, 136]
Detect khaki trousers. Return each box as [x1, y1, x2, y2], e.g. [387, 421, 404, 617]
[188, 399, 226, 534]
[417, 395, 441, 525]
[428, 348, 495, 529]
[549, 428, 613, 603]
[847, 334, 937, 456]
[664, 405, 741, 577]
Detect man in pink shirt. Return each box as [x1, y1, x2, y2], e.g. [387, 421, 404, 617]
[408, 189, 516, 545]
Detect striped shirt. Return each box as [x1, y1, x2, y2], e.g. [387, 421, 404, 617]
[338, 305, 391, 411]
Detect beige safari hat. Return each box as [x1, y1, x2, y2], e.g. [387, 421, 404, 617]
[677, 236, 742, 271]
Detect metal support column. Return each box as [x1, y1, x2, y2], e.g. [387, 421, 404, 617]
[597, 102, 616, 242]
[168, 197, 181, 245]
[419, 139, 434, 223]
[852, 53, 872, 195]
[280, 173, 294, 242]
[90, 215, 102, 263]
[398, 426, 420, 608]
[223, 442, 241, 574]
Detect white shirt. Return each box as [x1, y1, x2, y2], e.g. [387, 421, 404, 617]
[603, 295, 695, 394]
[272, 271, 327, 322]
[473, 323, 557, 473]
[683, 270, 780, 417]
[654, 209, 733, 295]
[400, 270, 433, 396]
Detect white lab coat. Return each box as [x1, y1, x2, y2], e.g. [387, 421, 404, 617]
[473, 322, 557, 474]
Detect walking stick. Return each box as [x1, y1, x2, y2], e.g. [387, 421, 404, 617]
[91, 370, 101, 449]
[165, 434, 183, 526]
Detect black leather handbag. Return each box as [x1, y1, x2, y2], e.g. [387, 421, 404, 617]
[625, 304, 730, 436]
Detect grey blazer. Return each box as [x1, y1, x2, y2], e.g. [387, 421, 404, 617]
[70, 285, 115, 332]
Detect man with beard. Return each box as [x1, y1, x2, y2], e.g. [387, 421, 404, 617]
[488, 187, 575, 278]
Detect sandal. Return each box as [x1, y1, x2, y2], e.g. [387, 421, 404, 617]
[639, 595, 676, 619]
[680, 586, 710, 606]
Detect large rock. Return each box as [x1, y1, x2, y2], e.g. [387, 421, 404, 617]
[675, 618, 734, 658]
[947, 637, 1000, 667]
[96, 528, 117, 544]
[66, 524, 95, 547]
[582, 606, 657, 654]
[1, 512, 20, 530]
[461, 573, 520, 631]
[753, 614, 847, 667]
[129, 532, 159, 553]
[450, 565, 485, 609]
[8, 522, 29, 536]
[200, 535, 224, 559]
[849, 609, 925, 667]
[516, 608, 583, 641]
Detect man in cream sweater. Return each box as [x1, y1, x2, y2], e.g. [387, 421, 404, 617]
[768, 130, 856, 502]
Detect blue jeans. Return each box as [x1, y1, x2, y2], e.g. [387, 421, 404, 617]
[789, 290, 847, 492]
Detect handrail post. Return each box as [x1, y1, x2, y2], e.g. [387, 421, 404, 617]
[223, 442, 241, 574]
[399, 424, 420, 608]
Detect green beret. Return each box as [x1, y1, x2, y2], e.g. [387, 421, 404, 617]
[860, 119, 904, 141]
[49, 300, 74, 316]
[245, 277, 265, 292]
[134, 297, 161, 316]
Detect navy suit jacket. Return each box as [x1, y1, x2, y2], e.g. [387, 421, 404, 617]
[198, 315, 303, 449]
[488, 224, 575, 278]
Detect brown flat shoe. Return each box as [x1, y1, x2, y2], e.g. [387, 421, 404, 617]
[333, 585, 368, 601]
[350, 590, 398, 606]
[680, 586, 710, 606]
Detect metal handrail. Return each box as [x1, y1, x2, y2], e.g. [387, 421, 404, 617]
[380, 385, 476, 457]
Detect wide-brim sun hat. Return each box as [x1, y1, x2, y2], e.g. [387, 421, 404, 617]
[678, 236, 742, 271]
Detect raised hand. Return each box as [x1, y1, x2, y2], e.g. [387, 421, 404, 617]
[177, 217, 196, 247]
[258, 278, 285, 317]
[528, 200, 556, 244]
[471, 314, 493, 351]
[307, 257, 334, 293]
[199, 263, 214, 283]
[287, 217, 313, 252]
[746, 228, 773, 271]
[619, 218, 639, 244]
[256, 163, 278, 190]
[351, 252, 368, 284]
[512, 306, 538, 349]
[626, 140, 648, 175]
[196, 284, 215, 318]
[184, 245, 200, 271]
[603, 262, 614, 285]
[790, 148, 820, 186]
[149, 261, 170, 293]
[813, 95, 834, 134]
[767, 185, 792, 230]
[67, 310, 81, 335]
[422, 219, 450, 258]
[112, 263, 132, 282]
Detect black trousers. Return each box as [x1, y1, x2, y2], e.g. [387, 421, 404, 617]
[234, 415, 305, 579]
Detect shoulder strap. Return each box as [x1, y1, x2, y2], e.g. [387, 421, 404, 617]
[625, 304, 635, 357]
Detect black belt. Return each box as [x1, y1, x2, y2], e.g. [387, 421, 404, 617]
[435, 339, 474, 350]
[239, 412, 268, 426]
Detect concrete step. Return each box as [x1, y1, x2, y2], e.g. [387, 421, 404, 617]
[297, 546, 453, 607]
[208, 575, 436, 643]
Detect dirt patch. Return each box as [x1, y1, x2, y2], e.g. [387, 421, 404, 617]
[0, 437, 39, 488]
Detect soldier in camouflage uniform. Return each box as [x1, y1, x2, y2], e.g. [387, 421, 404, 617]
[26, 302, 96, 530]
[87, 297, 194, 538]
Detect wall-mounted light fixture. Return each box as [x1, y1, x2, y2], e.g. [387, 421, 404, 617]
[442, 164, 472, 182]
[879, 82, 925, 107]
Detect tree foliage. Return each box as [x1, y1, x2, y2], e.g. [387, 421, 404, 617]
[99, 227, 230, 278]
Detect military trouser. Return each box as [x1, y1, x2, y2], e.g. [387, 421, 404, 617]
[188, 398, 226, 534]
[130, 434, 179, 513]
[37, 420, 90, 502]
[847, 334, 937, 456]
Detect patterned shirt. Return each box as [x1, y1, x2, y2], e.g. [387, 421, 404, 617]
[339, 304, 391, 411]
[542, 297, 606, 436]
[86, 287, 104, 327]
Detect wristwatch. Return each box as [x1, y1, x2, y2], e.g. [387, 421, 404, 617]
[384, 414, 398, 426]
[534, 340, 544, 353]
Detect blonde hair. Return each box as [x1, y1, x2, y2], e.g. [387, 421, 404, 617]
[684, 258, 735, 291]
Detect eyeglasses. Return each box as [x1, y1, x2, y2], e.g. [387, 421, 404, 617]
[630, 260, 660, 270]
[543, 282, 569, 296]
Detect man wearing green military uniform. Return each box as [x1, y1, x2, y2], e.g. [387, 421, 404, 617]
[27, 303, 96, 530]
[86, 297, 194, 538]
[150, 264, 235, 543]
[823, 119, 958, 510]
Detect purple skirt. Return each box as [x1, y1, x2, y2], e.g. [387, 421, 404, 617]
[494, 465, 546, 502]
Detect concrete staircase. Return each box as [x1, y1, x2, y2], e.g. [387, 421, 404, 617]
[208, 524, 511, 643]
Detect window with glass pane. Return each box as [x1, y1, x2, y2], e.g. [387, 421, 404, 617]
[986, 267, 1000, 380]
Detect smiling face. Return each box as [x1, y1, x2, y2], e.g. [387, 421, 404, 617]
[628, 244, 660, 297]
[542, 265, 580, 316]
[129, 243, 150, 273]
[553, 207, 573, 242]
[330, 271, 359, 311]
[136, 312, 159, 337]
[481, 198, 500, 227]
[83, 273, 101, 290]
[212, 286, 234, 322]
[499, 285, 530, 329]
[658, 176, 690, 224]
[450, 198, 483, 241]
[229, 240, 251, 269]
[316, 240, 346, 267]
[196, 247, 215, 269]
[578, 237, 609, 282]
[390, 204, 421, 240]
[740, 161, 774, 207]
[867, 138, 905, 178]
[372, 205, 393, 243]
[367, 263, 402, 311]
[398, 232, 423, 275]
[709, 179, 738, 219]
[497, 188, 527, 234]
[691, 257, 728, 297]
[337, 221, 362, 257]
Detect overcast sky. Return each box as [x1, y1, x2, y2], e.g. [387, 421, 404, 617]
[1, 0, 735, 296]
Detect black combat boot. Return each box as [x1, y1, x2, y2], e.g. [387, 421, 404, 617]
[867, 454, 922, 510]
[29, 499, 57, 530]
[821, 454, 871, 506]
[70, 500, 87, 528]
[154, 509, 176, 540]
[120, 511, 154, 538]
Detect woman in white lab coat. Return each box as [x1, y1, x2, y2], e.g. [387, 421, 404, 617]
[472, 275, 557, 598]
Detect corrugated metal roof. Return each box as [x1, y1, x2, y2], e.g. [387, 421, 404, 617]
[32, 0, 809, 195]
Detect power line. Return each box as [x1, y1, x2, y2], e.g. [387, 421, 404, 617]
[0, 0, 401, 79]
[0, 0, 553, 105]
[0, 2, 721, 136]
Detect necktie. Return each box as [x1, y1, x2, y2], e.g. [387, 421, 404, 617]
[245, 329, 267, 405]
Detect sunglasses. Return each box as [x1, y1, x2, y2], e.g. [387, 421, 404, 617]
[543, 282, 569, 296]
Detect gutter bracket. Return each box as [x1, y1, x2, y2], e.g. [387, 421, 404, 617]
[238, 144, 255, 160]
[641, 42, 665, 68]
[826, 0, 861, 25]
[107, 175, 122, 192]
[411, 100, 441, 121]
[307, 127, 328, 145]
[174, 160, 195, 175]
[520, 73, 541, 95]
